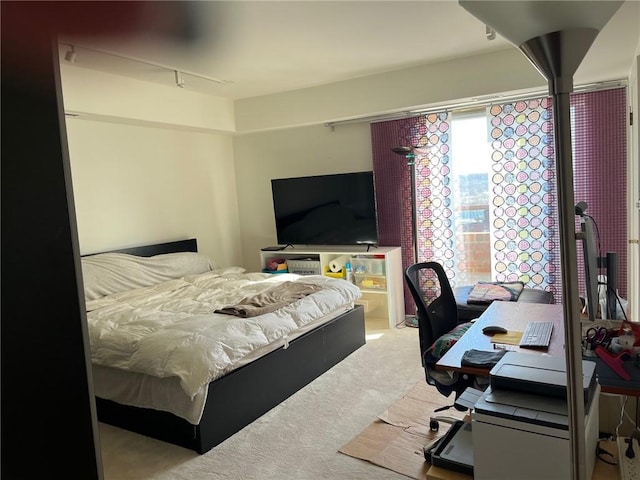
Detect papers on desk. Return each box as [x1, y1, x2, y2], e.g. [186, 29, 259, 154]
[489, 331, 523, 346]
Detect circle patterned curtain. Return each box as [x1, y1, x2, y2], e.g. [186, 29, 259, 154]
[487, 98, 560, 299]
[397, 113, 457, 281]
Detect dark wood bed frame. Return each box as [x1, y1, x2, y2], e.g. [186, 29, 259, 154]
[90, 239, 366, 453]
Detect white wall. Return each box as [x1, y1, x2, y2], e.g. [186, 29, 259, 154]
[61, 65, 235, 133]
[234, 48, 546, 133]
[233, 122, 372, 271]
[67, 118, 243, 266]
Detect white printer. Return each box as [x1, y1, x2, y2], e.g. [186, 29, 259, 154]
[472, 351, 599, 480]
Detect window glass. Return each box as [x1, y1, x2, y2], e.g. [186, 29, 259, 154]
[451, 112, 491, 285]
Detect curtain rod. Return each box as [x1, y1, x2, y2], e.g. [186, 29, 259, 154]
[324, 80, 626, 129]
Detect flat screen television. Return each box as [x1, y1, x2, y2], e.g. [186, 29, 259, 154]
[271, 171, 378, 246]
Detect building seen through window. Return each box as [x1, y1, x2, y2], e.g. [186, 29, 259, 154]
[451, 112, 491, 285]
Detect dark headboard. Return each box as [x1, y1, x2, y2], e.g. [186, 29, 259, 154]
[85, 239, 198, 257]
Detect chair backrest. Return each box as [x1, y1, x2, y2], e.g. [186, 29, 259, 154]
[404, 261, 459, 362]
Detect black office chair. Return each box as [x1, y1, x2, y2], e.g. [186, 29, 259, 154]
[405, 261, 477, 405]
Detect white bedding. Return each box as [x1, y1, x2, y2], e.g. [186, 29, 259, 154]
[91, 305, 350, 424]
[85, 259, 362, 403]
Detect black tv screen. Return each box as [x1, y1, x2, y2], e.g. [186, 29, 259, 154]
[271, 171, 378, 246]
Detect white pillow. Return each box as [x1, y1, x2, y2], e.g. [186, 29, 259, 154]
[82, 252, 216, 301]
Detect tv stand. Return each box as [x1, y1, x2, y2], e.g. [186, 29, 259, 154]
[259, 246, 404, 329]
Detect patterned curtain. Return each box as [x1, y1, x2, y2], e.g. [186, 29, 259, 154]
[371, 113, 453, 314]
[486, 97, 561, 301]
[571, 87, 627, 300]
[371, 117, 422, 315]
[410, 114, 456, 270]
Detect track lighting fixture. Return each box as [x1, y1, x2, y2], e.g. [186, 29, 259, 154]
[174, 70, 185, 88]
[64, 45, 76, 63]
[59, 42, 230, 89]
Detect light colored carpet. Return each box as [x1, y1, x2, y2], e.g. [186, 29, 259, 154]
[98, 325, 438, 480]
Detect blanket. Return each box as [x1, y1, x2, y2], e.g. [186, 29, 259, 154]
[467, 281, 524, 304]
[215, 281, 322, 317]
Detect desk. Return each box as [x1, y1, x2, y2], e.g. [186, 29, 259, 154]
[436, 301, 640, 396]
[436, 302, 565, 375]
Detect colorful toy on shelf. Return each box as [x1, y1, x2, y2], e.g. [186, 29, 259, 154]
[263, 257, 288, 274]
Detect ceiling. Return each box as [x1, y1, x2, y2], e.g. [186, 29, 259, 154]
[59, 1, 640, 100]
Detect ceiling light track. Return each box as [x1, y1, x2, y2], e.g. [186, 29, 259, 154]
[486, 25, 496, 41]
[60, 42, 230, 87]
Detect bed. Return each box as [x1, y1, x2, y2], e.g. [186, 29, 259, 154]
[84, 239, 366, 454]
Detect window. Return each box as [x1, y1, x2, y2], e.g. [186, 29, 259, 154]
[451, 111, 491, 285]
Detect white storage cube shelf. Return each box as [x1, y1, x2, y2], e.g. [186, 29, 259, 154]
[259, 246, 404, 329]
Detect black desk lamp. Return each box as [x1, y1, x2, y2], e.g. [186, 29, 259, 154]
[458, 2, 623, 479]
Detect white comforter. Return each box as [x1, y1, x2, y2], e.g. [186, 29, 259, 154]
[86, 270, 361, 399]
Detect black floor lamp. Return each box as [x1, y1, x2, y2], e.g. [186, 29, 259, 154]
[391, 145, 420, 327]
[459, 2, 623, 479]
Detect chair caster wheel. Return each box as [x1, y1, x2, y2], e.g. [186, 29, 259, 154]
[429, 418, 439, 431]
[430, 415, 458, 432]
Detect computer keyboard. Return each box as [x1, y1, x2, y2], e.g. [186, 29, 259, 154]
[519, 320, 554, 348]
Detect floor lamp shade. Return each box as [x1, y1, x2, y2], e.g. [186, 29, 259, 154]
[458, 1, 623, 45]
